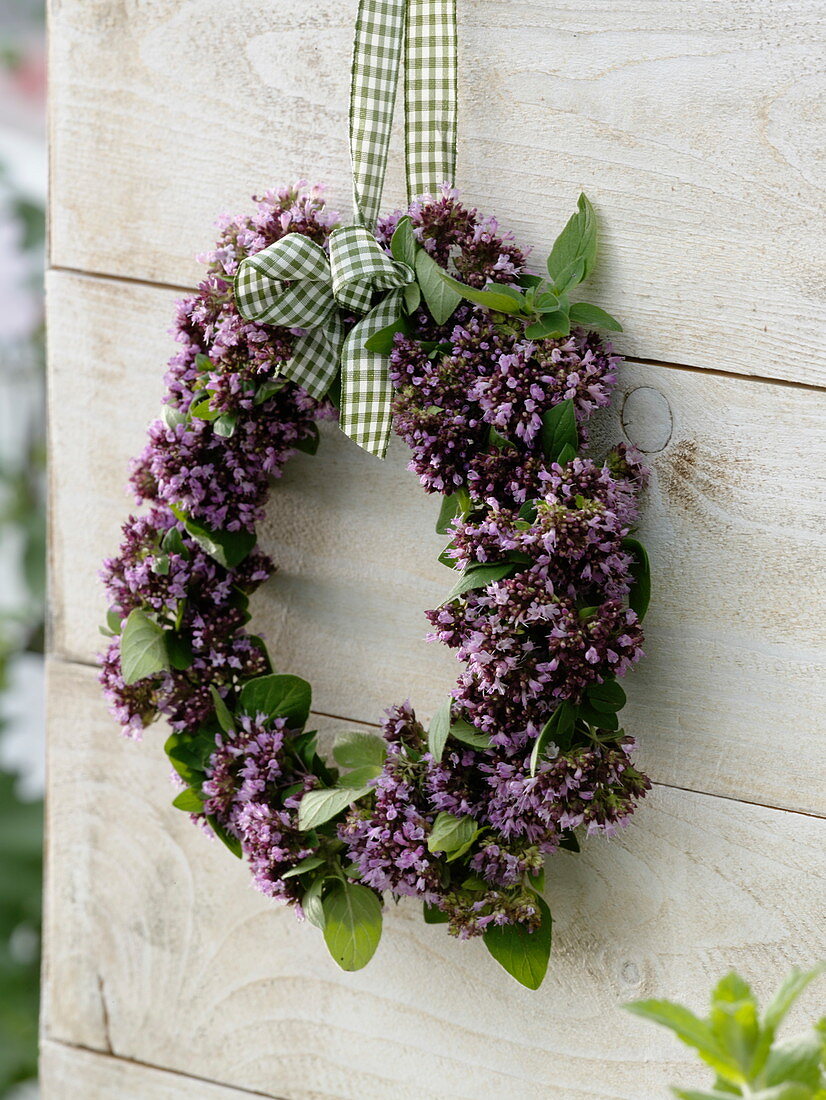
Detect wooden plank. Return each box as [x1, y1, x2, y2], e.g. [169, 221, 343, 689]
[40, 1042, 280, 1100]
[47, 0, 826, 386]
[46, 269, 826, 814]
[43, 659, 826, 1100]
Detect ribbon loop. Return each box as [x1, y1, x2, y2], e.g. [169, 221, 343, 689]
[329, 225, 414, 313]
[233, 235, 336, 329]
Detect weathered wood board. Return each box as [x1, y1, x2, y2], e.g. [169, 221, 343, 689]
[48, 0, 826, 385]
[42, 661, 826, 1100]
[46, 269, 826, 815]
[40, 1042, 273, 1100]
[45, 0, 826, 1094]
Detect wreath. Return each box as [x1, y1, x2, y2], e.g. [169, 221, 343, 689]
[99, 0, 652, 990]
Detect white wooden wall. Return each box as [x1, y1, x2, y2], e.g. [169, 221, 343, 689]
[44, 2, 826, 1097]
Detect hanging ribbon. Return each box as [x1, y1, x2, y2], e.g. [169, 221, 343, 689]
[235, 0, 457, 458]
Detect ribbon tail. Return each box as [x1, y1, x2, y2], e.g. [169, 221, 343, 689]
[339, 289, 404, 459]
[280, 316, 343, 401]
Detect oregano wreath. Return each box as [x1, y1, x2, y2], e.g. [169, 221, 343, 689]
[99, 0, 652, 989]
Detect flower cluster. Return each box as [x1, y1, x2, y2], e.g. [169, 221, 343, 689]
[100, 184, 651, 974]
[390, 312, 620, 507]
[203, 712, 318, 903]
[99, 506, 273, 737]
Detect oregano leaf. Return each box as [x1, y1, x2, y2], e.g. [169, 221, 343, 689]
[483, 894, 553, 990]
[238, 673, 311, 729]
[415, 250, 462, 325]
[322, 881, 383, 971]
[297, 785, 373, 831]
[445, 562, 513, 603]
[569, 301, 623, 332]
[332, 730, 387, 769]
[540, 400, 579, 463]
[428, 697, 452, 762]
[120, 609, 170, 686]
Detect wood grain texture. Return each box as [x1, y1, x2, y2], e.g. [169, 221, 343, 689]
[48, 0, 826, 386]
[42, 660, 826, 1100]
[47, 269, 826, 814]
[40, 1042, 277, 1100]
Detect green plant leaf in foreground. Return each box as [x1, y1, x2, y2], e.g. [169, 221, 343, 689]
[322, 881, 383, 971]
[483, 894, 553, 990]
[332, 730, 387, 769]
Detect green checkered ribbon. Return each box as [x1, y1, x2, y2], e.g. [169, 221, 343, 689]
[405, 0, 457, 203]
[234, 226, 413, 403]
[234, 0, 457, 457]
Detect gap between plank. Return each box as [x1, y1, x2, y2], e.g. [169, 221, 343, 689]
[42, 1038, 286, 1100]
[51, 653, 825, 822]
[47, 264, 826, 395]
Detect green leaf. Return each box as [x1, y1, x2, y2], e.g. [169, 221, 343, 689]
[427, 811, 478, 855]
[449, 718, 492, 751]
[165, 631, 193, 671]
[322, 881, 383, 971]
[534, 292, 560, 313]
[172, 787, 204, 812]
[170, 504, 256, 570]
[672, 1092, 751, 1100]
[364, 314, 411, 354]
[238, 674, 311, 729]
[206, 814, 243, 858]
[152, 553, 170, 575]
[297, 786, 373, 831]
[709, 973, 760, 1078]
[484, 894, 552, 990]
[403, 281, 422, 313]
[428, 697, 452, 762]
[214, 412, 237, 438]
[416, 250, 462, 325]
[162, 403, 186, 429]
[436, 270, 527, 315]
[569, 302, 623, 332]
[435, 488, 471, 534]
[302, 875, 327, 928]
[295, 424, 320, 455]
[624, 1000, 744, 1084]
[423, 902, 450, 924]
[209, 685, 235, 734]
[488, 426, 514, 450]
[106, 608, 122, 634]
[762, 963, 826, 1045]
[161, 525, 187, 557]
[254, 376, 288, 405]
[194, 353, 213, 371]
[540, 399, 578, 463]
[579, 704, 620, 731]
[547, 193, 597, 289]
[189, 394, 220, 421]
[524, 311, 571, 341]
[337, 765, 382, 789]
[585, 679, 627, 714]
[445, 562, 513, 603]
[763, 1031, 823, 1090]
[557, 443, 577, 465]
[120, 609, 170, 686]
[332, 731, 387, 769]
[530, 700, 577, 775]
[281, 855, 326, 880]
[622, 537, 651, 621]
[390, 215, 418, 268]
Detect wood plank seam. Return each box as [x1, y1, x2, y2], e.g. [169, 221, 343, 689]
[41, 1039, 287, 1100]
[45, 264, 826, 397]
[44, 653, 826, 822]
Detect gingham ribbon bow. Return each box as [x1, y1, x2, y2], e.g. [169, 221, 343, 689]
[233, 226, 414, 415]
[235, 0, 457, 458]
